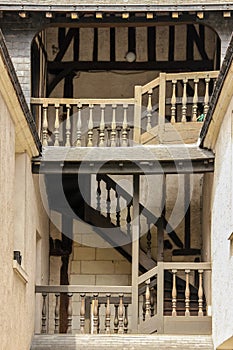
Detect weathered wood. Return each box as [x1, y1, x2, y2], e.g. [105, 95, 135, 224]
[131, 174, 140, 332]
[41, 293, 47, 334]
[172, 270, 177, 317]
[133, 86, 142, 144]
[105, 294, 111, 334]
[185, 270, 190, 316]
[198, 270, 204, 317]
[54, 293, 60, 334]
[80, 293, 86, 334]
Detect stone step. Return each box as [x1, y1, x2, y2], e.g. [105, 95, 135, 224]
[31, 334, 214, 350]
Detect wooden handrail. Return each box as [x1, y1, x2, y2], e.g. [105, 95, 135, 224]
[31, 97, 135, 105]
[163, 262, 211, 270]
[36, 285, 132, 294]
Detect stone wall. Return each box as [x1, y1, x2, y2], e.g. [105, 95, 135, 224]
[0, 87, 50, 349]
[208, 94, 233, 348]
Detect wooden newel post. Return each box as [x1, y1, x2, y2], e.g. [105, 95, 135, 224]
[133, 86, 142, 145]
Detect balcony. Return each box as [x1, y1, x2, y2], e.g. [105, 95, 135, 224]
[31, 71, 219, 149]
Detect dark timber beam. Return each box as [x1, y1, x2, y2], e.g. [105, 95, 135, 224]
[32, 159, 214, 175]
[47, 59, 214, 72]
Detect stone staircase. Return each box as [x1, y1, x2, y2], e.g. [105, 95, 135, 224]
[31, 334, 214, 350]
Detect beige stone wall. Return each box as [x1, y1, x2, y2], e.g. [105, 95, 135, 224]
[209, 95, 233, 349]
[0, 89, 50, 349]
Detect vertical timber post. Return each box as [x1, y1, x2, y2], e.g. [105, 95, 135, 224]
[158, 73, 166, 143]
[131, 174, 140, 333]
[157, 217, 164, 333]
[133, 86, 142, 145]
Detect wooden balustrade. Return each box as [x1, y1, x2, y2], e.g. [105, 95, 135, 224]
[138, 262, 211, 323]
[36, 262, 211, 335]
[36, 285, 131, 335]
[31, 70, 219, 148]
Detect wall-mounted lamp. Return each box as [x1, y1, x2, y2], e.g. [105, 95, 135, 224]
[223, 11, 231, 18]
[125, 51, 136, 63]
[71, 12, 79, 19]
[146, 12, 154, 19]
[96, 12, 103, 19]
[197, 11, 204, 19]
[19, 11, 27, 18]
[45, 12, 53, 18]
[122, 12, 129, 19]
[172, 12, 179, 19]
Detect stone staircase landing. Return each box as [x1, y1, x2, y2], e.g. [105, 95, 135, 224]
[31, 334, 214, 350]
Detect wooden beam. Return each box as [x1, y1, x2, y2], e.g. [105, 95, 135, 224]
[47, 59, 214, 72]
[55, 28, 77, 62]
[131, 174, 140, 333]
[168, 26, 175, 62]
[147, 27, 156, 62]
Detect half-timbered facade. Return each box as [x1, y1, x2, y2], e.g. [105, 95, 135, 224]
[0, 2, 233, 350]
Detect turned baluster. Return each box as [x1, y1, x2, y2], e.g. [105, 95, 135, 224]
[146, 90, 152, 131]
[54, 104, 60, 146]
[172, 270, 177, 316]
[146, 220, 152, 258]
[145, 279, 151, 320]
[99, 104, 105, 147]
[118, 294, 124, 334]
[170, 80, 177, 124]
[93, 294, 99, 334]
[97, 303, 101, 334]
[96, 175, 101, 212]
[126, 201, 132, 237]
[185, 270, 190, 316]
[115, 125, 120, 147]
[107, 126, 112, 147]
[150, 287, 155, 317]
[116, 191, 121, 226]
[65, 104, 71, 146]
[54, 293, 60, 334]
[198, 270, 204, 316]
[42, 104, 48, 146]
[142, 294, 146, 321]
[111, 104, 117, 147]
[76, 104, 82, 147]
[106, 182, 111, 221]
[114, 304, 119, 333]
[204, 76, 210, 117]
[192, 79, 199, 122]
[87, 104, 94, 147]
[80, 293, 86, 334]
[67, 293, 73, 334]
[122, 104, 129, 146]
[124, 304, 128, 333]
[181, 78, 188, 123]
[41, 293, 47, 334]
[105, 294, 111, 334]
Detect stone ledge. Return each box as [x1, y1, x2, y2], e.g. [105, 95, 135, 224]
[13, 259, 28, 284]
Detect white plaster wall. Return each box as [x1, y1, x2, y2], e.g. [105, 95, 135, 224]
[0, 90, 50, 349]
[211, 98, 233, 349]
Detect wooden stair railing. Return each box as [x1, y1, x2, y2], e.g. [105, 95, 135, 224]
[96, 173, 183, 250]
[35, 262, 211, 335]
[31, 70, 219, 147]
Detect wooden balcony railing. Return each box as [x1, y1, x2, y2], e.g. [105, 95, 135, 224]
[35, 262, 211, 335]
[31, 71, 219, 147]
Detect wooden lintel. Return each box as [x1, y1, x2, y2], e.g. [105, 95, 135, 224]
[47, 59, 214, 73]
[32, 159, 214, 175]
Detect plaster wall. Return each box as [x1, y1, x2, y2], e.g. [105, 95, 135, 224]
[210, 96, 233, 349]
[0, 89, 50, 349]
